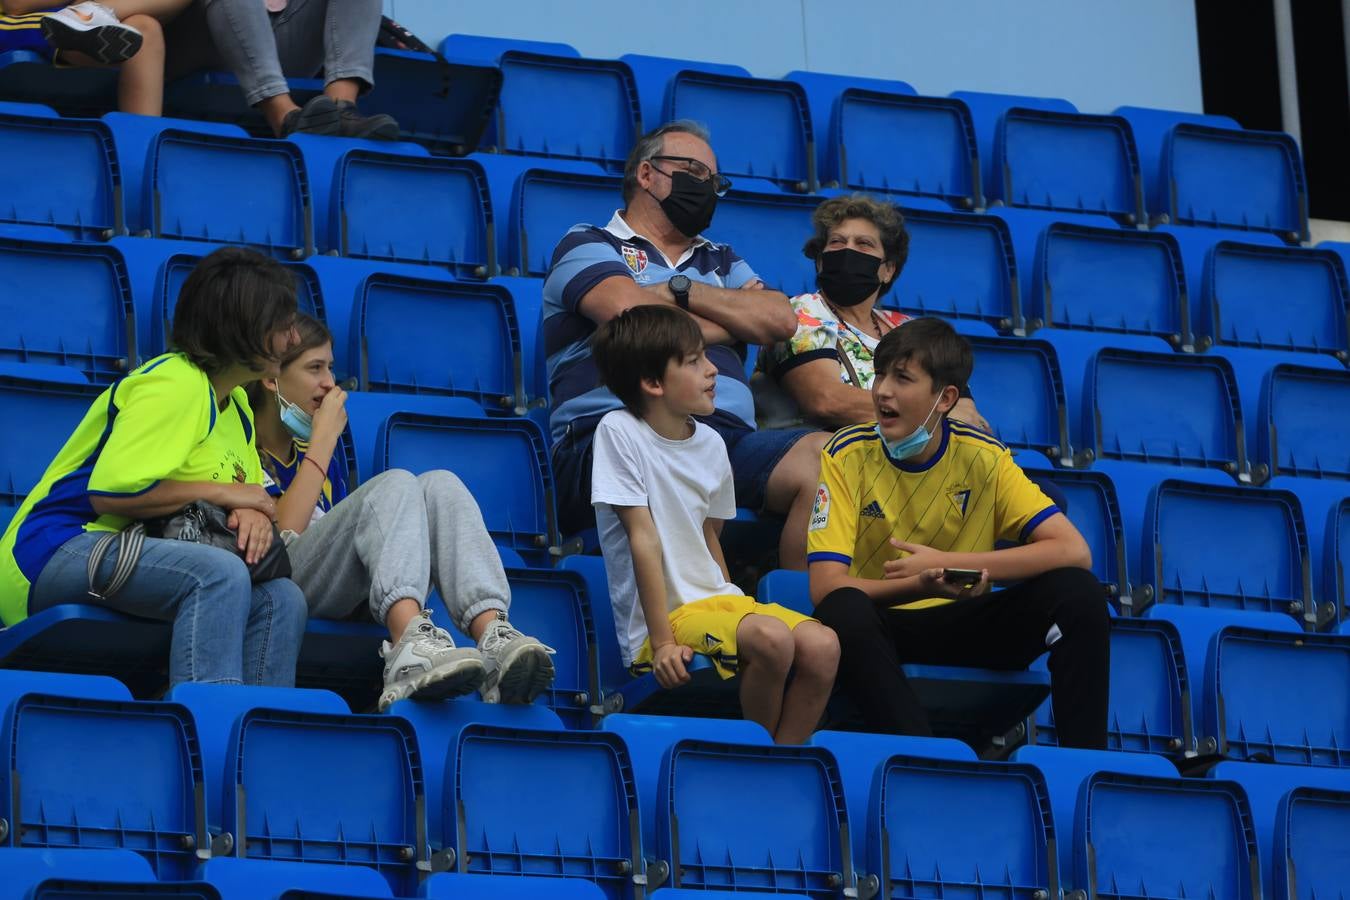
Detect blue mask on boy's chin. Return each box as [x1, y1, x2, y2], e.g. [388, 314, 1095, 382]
[276, 388, 313, 441]
[877, 393, 944, 461]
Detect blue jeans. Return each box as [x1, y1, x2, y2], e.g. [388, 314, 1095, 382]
[30, 532, 308, 688]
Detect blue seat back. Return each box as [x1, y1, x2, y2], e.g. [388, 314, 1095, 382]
[34, 880, 221, 898]
[1113, 105, 1241, 224]
[1076, 773, 1257, 899]
[513, 168, 619, 276]
[965, 336, 1068, 461]
[1165, 123, 1308, 242]
[377, 412, 556, 561]
[870, 756, 1055, 899]
[658, 741, 850, 898]
[147, 130, 311, 256]
[0, 110, 120, 239]
[833, 91, 979, 208]
[881, 207, 1019, 332]
[1202, 242, 1350, 356]
[333, 152, 492, 277]
[711, 185, 817, 296]
[1259, 364, 1350, 481]
[0, 694, 206, 879]
[1085, 348, 1242, 472]
[1022, 468, 1127, 604]
[997, 109, 1144, 223]
[1209, 626, 1350, 766]
[1032, 222, 1187, 343]
[363, 47, 502, 156]
[0, 374, 101, 525]
[0, 238, 134, 383]
[1275, 787, 1350, 899]
[353, 274, 524, 413]
[666, 70, 815, 192]
[448, 725, 638, 898]
[1146, 479, 1311, 624]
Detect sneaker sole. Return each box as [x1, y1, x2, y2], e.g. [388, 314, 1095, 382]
[379, 657, 486, 711]
[492, 643, 556, 705]
[41, 17, 142, 65]
[343, 114, 400, 141]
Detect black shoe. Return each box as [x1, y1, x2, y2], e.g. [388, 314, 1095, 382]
[335, 100, 400, 141]
[279, 94, 342, 138]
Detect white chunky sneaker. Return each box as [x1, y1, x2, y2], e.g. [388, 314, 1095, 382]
[378, 610, 485, 711]
[41, 2, 143, 65]
[477, 613, 556, 704]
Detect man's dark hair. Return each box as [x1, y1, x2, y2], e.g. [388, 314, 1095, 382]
[873, 317, 973, 393]
[171, 247, 297, 375]
[592, 305, 705, 414]
[621, 120, 713, 205]
[802, 194, 910, 297]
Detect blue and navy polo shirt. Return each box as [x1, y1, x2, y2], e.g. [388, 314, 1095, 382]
[543, 210, 760, 446]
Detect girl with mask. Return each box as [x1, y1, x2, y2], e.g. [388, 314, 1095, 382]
[759, 195, 988, 433]
[247, 316, 555, 711]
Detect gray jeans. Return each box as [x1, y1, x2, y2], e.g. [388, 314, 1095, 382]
[286, 469, 511, 632]
[166, 0, 382, 105]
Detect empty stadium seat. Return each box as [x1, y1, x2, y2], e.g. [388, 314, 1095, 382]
[964, 335, 1071, 463]
[440, 35, 640, 169]
[330, 150, 493, 277]
[359, 47, 503, 156]
[878, 206, 1021, 332]
[1112, 105, 1240, 222]
[784, 69, 916, 190]
[1200, 241, 1350, 360]
[422, 872, 609, 898]
[1029, 616, 1191, 755]
[0, 848, 162, 897]
[0, 671, 207, 879]
[0, 108, 122, 239]
[1144, 478, 1317, 627]
[35, 881, 221, 898]
[865, 755, 1057, 899]
[1256, 363, 1350, 481]
[201, 857, 395, 899]
[0, 372, 102, 530]
[0, 605, 172, 698]
[1030, 221, 1189, 345]
[0, 237, 136, 383]
[1022, 467, 1131, 607]
[949, 90, 1076, 211]
[500, 160, 619, 277]
[711, 181, 818, 296]
[1082, 347, 1245, 475]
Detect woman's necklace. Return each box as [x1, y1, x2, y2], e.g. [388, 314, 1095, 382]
[825, 299, 886, 340]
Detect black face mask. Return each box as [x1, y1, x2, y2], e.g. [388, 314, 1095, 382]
[817, 247, 885, 307]
[649, 168, 719, 237]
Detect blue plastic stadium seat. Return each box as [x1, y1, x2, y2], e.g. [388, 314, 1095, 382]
[0, 848, 159, 897]
[1113, 105, 1240, 223]
[866, 755, 1057, 899]
[1257, 364, 1350, 481]
[711, 181, 818, 296]
[1030, 616, 1191, 755]
[1277, 788, 1350, 899]
[376, 410, 560, 564]
[350, 273, 528, 414]
[1144, 478, 1316, 627]
[331, 151, 492, 277]
[0, 372, 101, 528]
[878, 206, 1021, 332]
[949, 91, 1075, 211]
[202, 857, 395, 899]
[0, 108, 121, 239]
[1201, 241, 1350, 360]
[498, 160, 620, 277]
[361, 48, 501, 156]
[422, 872, 609, 898]
[34, 881, 221, 898]
[1330, 499, 1349, 623]
[440, 36, 639, 170]
[0, 606, 172, 699]
[338, 393, 480, 484]
[1022, 468, 1130, 608]
[0, 237, 136, 383]
[1083, 347, 1244, 475]
[0, 679, 207, 879]
[965, 335, 1070, 463]
[1030, 221, 1189, 345]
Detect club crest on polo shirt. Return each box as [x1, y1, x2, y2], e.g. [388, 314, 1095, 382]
[809, 483, 830, 531]
[621, 245, 648, 275]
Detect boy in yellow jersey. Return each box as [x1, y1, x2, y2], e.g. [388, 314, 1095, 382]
[590, 305, 839, 744]
[808, 317, 1109, 749]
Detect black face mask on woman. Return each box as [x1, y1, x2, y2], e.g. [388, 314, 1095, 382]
[816, 247, 885, 307]
[649, 169, 719, 237]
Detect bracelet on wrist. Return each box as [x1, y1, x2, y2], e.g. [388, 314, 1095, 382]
[302, 455, 328, 479]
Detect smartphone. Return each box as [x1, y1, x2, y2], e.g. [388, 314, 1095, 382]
[941, 567, 983, 588]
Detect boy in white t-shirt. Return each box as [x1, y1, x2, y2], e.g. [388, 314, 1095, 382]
[590, 305, 839, 744]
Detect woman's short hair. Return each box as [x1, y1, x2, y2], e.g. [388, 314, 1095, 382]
[801, 194, 910, 296]
[171, 247, 298, 375]
[592, 305, 705, 414]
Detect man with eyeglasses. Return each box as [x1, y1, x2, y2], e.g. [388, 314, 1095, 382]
[544, 120, 832, 570]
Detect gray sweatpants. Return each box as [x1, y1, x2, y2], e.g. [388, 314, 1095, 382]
[286, 468, 510, 632]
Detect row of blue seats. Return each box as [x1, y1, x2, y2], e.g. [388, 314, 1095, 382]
[0, 668, 1346, 900]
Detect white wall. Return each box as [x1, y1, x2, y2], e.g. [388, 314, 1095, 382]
[384, 0, 1203, 113]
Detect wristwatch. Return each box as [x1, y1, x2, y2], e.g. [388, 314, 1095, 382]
[669, 274, 692, 311]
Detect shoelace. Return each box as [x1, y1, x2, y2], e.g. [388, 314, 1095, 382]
[478, 619, 521, 655]
[409, 614, 454, 645]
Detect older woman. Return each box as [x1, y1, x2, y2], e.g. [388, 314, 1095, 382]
[760, 194, 987, 432]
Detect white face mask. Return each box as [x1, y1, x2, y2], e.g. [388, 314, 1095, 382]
[275, 386, 312, 441]
[876, 392, 944, 461]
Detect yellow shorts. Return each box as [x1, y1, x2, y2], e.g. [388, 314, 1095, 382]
[630, 594, 815, 680]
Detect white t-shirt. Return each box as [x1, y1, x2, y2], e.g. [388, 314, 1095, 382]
[591, 408, 741, 665]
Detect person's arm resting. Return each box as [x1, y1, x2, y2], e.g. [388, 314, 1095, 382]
[90, 479, 253, 519]
[781, 357, 878, 429]
[615, 504, 692, 688]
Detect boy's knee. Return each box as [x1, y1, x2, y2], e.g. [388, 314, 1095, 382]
[813, 587, 874, 638]
[1046, 567, 1110, 641]
[739, 615, 794, 672]
[793, 623, 840, 676]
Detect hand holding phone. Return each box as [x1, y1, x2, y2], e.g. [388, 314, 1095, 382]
[940, 567, 983, 589]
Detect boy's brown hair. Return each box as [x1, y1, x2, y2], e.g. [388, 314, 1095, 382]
[592, 304, 705, 414]
[873, 317, 973, 393]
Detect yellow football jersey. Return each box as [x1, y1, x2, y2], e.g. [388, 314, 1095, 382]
[806, 419, 1058, 609]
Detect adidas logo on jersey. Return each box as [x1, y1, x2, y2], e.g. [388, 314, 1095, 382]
[860, 500, 885, 520]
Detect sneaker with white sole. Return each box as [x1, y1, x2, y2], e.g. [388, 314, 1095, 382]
[477, 613, 556, 704]
[41, 2, 142, 65]
[378, 610, 485, 711]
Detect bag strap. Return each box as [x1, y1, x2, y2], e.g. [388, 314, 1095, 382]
[86, 523, 146, 601]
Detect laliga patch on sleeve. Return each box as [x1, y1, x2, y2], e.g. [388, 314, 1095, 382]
[809, 483, 830, 531]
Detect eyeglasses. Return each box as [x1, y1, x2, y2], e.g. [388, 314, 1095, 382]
[648, 155, 733, 197]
